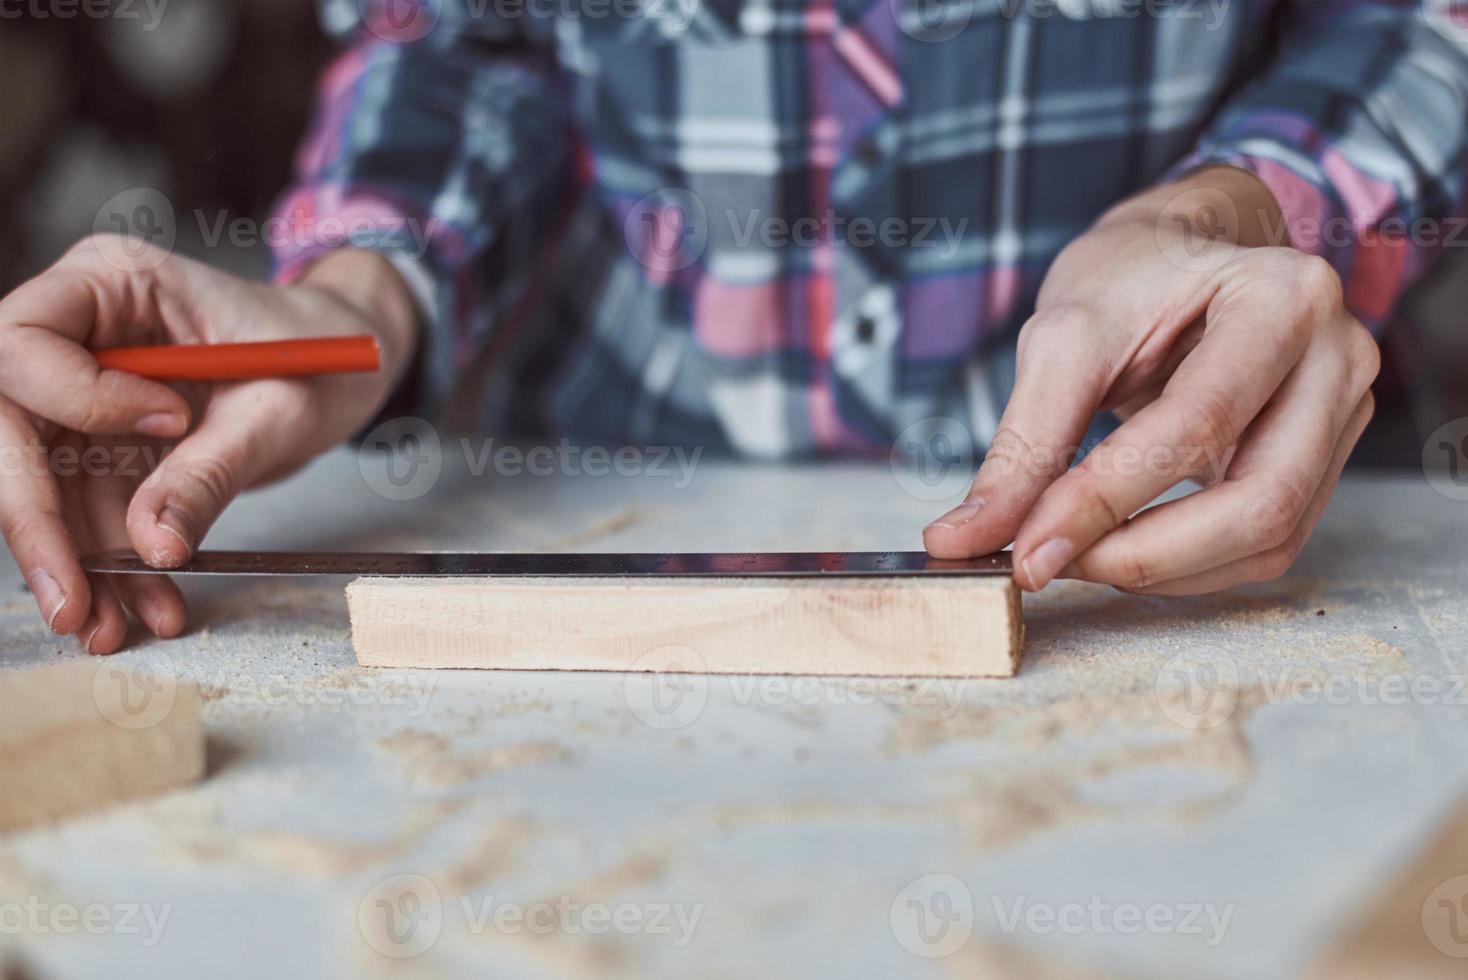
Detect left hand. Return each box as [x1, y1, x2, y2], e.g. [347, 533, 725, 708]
[923, 166, 1380, 594]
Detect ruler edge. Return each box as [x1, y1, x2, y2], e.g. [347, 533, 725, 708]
[80, 549, 1014, 578]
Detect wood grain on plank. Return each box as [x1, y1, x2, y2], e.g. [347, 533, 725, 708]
[0, 660, 204, 833]
[348, 575, 1022, 677]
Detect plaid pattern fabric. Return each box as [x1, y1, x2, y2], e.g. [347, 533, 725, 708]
[272, 0, 1468, 456]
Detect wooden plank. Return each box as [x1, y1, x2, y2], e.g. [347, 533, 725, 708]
[348, 575, 1022, 676]
[0, 660, 204, 833]
[1310, 793, 1468, 979]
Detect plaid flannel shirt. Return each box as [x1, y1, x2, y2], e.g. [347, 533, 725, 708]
[272, 0, 1468, 457]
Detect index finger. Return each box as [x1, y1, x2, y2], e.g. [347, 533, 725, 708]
[1007, 259, 1328, 590]
[923, 305, 1110, 559]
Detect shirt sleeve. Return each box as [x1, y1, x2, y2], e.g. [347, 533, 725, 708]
[1170, 0, 1468, 330]
[269, 0, 573, 422]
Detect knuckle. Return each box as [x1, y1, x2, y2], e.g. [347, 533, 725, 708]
[1347, 326, 1381, 389]
[66, 234, 172, 284]
[65, 235, 107, 260]
[0, 510, 54, 550]
[1171, 391, 1237, 455]
[981, 425, 1049, 480]
[1112, 549, 1154, 590]
[1245, 479, 1311, 551]
[73, 398, 107, 435]
[1069, 476, 1131, 533]
[1249, 546, 1297, 582]
[1292, 253, 1343, 312]
[1017, 304, 1096, 363]
[182, 455, 238, 511]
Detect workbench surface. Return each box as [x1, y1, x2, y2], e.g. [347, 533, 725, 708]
[2, 449, 1464, 979]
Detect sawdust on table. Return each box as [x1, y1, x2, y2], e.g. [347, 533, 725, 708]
[377, 731, 573, 787]
[945, 941, 1126, 980]
[377, 728, 450, 759]
[695, 600, 1410, 856]
[444, 853, 670, 980]
[424, 697, 558, 740]
[1315, 633, 1405, 659]
[154, 796, 470, 876]
[698, 709, 1252, 856]
[427, 817, 540, 895]
[1035, 575, 1349, 632]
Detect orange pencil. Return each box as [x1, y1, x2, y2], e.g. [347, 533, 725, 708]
[93, 336, 381, 381]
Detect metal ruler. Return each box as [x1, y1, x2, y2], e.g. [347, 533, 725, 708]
[82, 550, 1012, 578]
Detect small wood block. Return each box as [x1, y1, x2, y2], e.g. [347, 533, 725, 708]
[348, 575, 1023, 676]
[0, 660, 204, 833]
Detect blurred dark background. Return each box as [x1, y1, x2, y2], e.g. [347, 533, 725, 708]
[1, 0, 1463, 466]
[0, 0, 330, 282]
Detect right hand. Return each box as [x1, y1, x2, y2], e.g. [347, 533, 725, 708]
[0, 237, 419, 653]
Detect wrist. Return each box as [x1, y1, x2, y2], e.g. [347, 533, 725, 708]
[296, 248, 421, 388]
[1100, 165, 1287, 250]
[285, 249, 423, 448]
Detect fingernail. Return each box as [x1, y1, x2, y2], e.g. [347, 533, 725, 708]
[1020, 537, 1074, 590]
[155, 505, 193, 552]
[927, 498, 985, 531]
[135, 413, 188, 438]
[82, 622, 102, 655]
[29, 570, 67, 630]
[134, 589, 162, 635]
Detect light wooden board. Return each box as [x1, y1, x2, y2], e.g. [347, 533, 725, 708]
[348, 575, 1022, 676]
[0, 660, 204, 833]
[1310, 793, 1468, 979]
